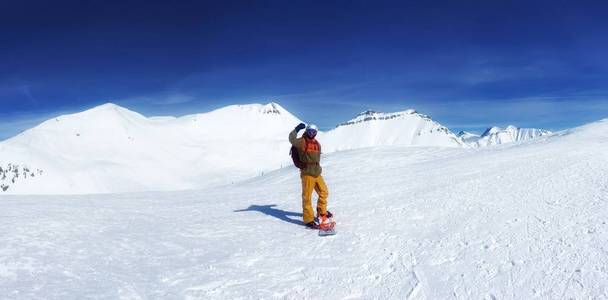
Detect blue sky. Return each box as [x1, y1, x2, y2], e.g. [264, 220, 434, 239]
[1, 0, 608, 139]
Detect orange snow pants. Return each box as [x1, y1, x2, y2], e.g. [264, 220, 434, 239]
[301, 174, 328, 223]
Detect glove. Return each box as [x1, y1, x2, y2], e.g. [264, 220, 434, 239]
[295, 123, 306, 132]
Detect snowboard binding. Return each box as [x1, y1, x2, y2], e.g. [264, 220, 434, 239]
[316, 211, 336, 236]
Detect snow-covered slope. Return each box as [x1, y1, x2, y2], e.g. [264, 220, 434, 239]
[321, 110, 465, 152]
[474, 125, 552, 147]
[2, 118, 607, 299]
[0, 102, 301, 194]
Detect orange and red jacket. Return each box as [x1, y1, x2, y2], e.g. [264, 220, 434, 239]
[289, 129, 322, 176]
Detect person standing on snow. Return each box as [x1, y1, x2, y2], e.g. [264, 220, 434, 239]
[289, 123, 332, 228]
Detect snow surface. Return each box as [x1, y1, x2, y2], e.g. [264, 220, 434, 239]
[1, 118, 608, 299]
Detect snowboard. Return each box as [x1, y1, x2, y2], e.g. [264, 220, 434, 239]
[318, 215, 336, 236]
[318, 222, 336, 236]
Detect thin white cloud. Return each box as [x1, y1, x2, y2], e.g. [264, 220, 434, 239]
[18, 84, 39, 105]
[159, 94, 195, 105]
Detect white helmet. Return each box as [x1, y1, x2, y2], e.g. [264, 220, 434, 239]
[305, 124, 318, 137]
[306, 124, 318, 131]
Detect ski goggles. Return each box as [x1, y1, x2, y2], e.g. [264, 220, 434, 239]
[305, 128, 317, 136]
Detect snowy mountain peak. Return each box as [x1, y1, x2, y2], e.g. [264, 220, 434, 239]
[337, 108, 422, 128]
[323, 108, 464, 151]
[482, 125, 519, 137]
[458, 131, 481, 143]
[475, 125, 552, 147]
[16, 102, 148, 137]
[358, 110, 378, 117]
[482, 126, 502, 137]
[91, 102, 123, 111]
[458, 130, 474, 136]
[208, 102, 292, 119]
[82, 102, 139, 115]
[260, 102, 283, 115]
[71, 102, 147, 121]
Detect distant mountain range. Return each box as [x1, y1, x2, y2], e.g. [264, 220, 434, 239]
[458, 126, 552, 147]
[0, 102, 553, 194]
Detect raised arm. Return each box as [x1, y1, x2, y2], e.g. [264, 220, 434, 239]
[289, 123, 306, 146]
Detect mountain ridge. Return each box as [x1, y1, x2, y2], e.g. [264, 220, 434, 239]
[0, 102, 559, 194]
[323, 108, 464, 151]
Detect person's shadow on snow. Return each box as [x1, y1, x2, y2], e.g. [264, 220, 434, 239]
[234, 204, 303, 226]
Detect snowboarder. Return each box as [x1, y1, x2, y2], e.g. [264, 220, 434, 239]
[289, 123, 333, 229]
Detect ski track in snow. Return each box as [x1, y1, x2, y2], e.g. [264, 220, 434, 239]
[2, 122, 608, 299]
